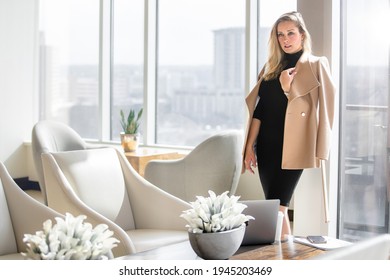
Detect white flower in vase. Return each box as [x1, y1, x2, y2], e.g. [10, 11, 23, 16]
[180, 190, 254, 233]
[22, 213, 119, 260]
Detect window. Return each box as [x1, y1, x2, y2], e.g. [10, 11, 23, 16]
[338, 0, 390, 241]
[37, 0, 302, 148]
[156, 0, 245, 146]
[39, 0, 100, 139]
[112, 0, 144, 141]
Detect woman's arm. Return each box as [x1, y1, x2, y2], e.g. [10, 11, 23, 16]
[243, 118, 261, 174]
[242, 66, 265, 173]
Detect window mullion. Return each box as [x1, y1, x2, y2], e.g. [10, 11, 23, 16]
[246, 0, 259, 93]
[143, 0, 157, 145]
[99, 0, 112, 141]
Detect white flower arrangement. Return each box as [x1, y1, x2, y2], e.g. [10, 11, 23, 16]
[22, 213, 120, 260]
[180, 190, 254, 233]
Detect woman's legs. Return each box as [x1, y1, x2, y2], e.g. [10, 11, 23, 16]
[258, 163, 302, 239]
[279, 205, 291, 239]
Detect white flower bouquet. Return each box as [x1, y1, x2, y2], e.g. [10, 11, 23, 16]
[22, 213, 120, 260]
[180, 190, 254, 233]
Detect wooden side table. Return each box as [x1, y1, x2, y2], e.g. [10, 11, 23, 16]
[125, 148, 185, 177]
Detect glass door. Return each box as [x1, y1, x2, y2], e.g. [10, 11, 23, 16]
[338, 0, 390, 241]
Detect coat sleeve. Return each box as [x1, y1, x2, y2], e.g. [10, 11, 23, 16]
[245, 67, 265, 121]
[241, 67, 265, 173]
[316, 56, 336, 160]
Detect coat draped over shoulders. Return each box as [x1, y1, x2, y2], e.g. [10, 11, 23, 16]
[243, 53, 335, 171]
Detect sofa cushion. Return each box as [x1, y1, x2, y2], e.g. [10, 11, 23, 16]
[126, 229, 188, 253]
[0, 253, 24, 260]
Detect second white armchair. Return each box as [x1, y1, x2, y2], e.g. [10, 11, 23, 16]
[144, 130, 243, 202]
[31, 120, 100, 204]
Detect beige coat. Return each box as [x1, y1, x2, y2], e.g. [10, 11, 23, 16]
[243, 53, 335, 170]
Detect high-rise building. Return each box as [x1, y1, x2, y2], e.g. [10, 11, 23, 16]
[213, 27, 245, 91]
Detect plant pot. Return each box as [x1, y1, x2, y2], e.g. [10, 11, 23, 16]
[120, 132, 140, 152]
[188, 224, 246, 260]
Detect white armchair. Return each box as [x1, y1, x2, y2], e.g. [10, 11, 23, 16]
[0, 162, 63, 260]
[41, 147, 190, 258]
[144, 130, 243, 202]
[32, 120, 104, 204]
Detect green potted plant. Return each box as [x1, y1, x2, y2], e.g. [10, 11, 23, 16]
[120, 108, 143, 152]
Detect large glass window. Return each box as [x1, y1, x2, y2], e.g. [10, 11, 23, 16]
[112, 0, 144, 141]
[339, 0, 390, 241]
[39, 0, 100, 139]
[156, 0, 245, 146]
[38, 0, 298, 147]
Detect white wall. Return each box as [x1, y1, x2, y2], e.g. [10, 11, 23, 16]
[0, 0, 39, 178]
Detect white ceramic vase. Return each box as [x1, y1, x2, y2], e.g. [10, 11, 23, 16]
[188, 224, 246, 260]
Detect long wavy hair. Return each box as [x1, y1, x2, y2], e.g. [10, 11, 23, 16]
[263, 11, 312, 81]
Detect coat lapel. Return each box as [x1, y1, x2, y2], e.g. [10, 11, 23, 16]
[288, 54, 320, 101]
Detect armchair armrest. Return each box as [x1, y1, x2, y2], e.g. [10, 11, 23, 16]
[117, 151, 190, 231]
[0, 163, 61, 253]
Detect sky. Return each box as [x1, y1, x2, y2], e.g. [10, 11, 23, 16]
[39, 0, 296, 65]
[39, 0, 389, 67]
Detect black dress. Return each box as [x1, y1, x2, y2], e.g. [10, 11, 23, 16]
[253, 50, 303, 207]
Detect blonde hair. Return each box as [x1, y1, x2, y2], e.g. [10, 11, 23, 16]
[263, 11, 312, 81]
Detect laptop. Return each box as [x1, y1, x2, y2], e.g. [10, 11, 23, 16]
[240, 199, 280, 245]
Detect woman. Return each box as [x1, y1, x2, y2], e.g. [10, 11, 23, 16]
[243, 11, 335, 240]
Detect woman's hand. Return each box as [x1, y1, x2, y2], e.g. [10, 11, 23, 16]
[244, 146, 257, 174]
[279, 67, 297, 93]
[243, 118, 260, 174]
